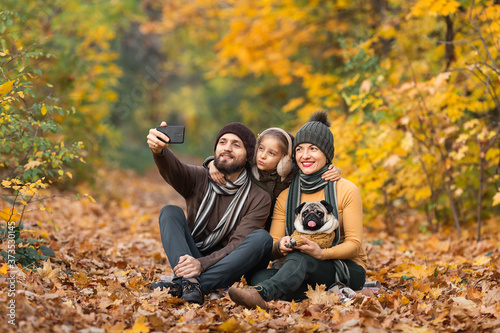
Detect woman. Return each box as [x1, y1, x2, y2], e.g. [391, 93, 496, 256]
[228, 111, 368, 309]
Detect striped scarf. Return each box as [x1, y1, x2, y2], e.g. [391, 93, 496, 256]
[285, 164, 350, 286]
[192, 169, 251, 252]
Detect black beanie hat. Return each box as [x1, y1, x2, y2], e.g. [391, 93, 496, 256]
[214, 122, 256, 162]
[293, 111, 334, 161]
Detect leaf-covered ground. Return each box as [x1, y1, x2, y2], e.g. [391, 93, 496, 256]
[1, 165, 500, 332]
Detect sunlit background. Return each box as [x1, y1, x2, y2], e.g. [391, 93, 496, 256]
[2, 0, 500, 235]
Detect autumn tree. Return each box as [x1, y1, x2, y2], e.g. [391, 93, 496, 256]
[0, 10, 84, 266]
[2, 0, 139, 180]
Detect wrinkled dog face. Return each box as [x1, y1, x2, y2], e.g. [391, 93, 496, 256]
[294, 200, 338, 234]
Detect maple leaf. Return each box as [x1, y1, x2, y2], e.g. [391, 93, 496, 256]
[24, 161, 44, 170]
[104, 322, 127, 333]
[126, 315, 150, 333]
[0, 264, 8, 275]
[0, 206, 20, 222]
[256, 306, 272, 320]
[451, 297, 477, 308]
[429, 287, 442, 300]
[73, 272, 89, 288]
[408, 265, 434, 280]
[218, 317, 241, 332]
[483, 289, 500, 307]
[473, 256, 491, 266]
[306, 284, 334, 305]
[39, 260, 60, 282]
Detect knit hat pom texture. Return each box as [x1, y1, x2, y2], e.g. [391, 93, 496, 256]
[293, 111, 334, 161]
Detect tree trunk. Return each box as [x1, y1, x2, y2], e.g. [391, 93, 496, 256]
[383, 190, 395, 235]
[444, 171, 462, 238]
[476, 150, 484, 241]
[444, 15, 455, 70]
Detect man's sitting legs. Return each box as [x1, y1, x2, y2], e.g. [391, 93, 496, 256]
[151, 205, 205, 303]
[158, 205, 202, 270]
[152, 206, 273, 305]
[196, 229, 273, 294]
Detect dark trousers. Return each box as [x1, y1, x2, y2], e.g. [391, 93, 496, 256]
[250, 251, 366, 301]
[158, 205, 273, 294]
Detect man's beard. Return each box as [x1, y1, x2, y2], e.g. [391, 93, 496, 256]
[214, 154, 245, 175]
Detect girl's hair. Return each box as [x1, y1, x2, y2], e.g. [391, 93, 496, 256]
[252, 128, 294, 181]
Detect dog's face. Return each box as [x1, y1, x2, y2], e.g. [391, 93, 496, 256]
[294, 200, 338, 234]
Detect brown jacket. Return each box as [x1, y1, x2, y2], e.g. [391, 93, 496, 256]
[154, 148, 272, 270]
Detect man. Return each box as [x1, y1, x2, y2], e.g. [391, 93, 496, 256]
[146, 121, 273, 305]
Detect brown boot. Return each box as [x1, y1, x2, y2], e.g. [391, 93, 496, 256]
[228, 286, 268, 310]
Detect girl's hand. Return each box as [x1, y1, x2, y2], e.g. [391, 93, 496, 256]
[208, 161, 226, 185]
[295, 236, 325, 260]
[322, 164, 341, 181]
[278, 236, 293, 256]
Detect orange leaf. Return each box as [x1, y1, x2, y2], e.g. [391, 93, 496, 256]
[126, 315, 149, 333]
[0, 264, 9, 275]
[0, 206, 20, 222]
[73, 272, 88, 288]
[218, 317, 240, 332]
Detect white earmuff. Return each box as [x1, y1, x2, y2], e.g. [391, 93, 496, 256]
[277, 155, 292, 181]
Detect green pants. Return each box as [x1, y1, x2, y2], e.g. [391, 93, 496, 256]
[250, 251, 365, 301]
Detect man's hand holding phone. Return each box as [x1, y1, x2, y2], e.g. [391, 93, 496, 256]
[148, 122, 185, 153]
[147, 122, 169, 154]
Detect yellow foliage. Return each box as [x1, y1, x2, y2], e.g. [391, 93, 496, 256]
[0, 264, 9, 275]
[125, 315, 150, 333]
[218, 317, 241, 332]
[492, 191, 500, 206]
[473, 256, 491, 266]
[24, 161, 44, 170]
[430, 287, 442, 300]
[282, 97, 304, 112]
[409, 265, 435, 280]
[0, 80, 15, 98]
[144, 0, 500, 230]
[0, 206, 20, 222]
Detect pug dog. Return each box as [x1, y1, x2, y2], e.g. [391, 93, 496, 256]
[285, 200, 339, 249]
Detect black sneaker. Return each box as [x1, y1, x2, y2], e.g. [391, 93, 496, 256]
[181, 280, 204, 305]
[150, 281, 182, 297]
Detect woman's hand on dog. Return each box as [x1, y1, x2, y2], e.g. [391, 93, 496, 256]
[278, 236, 293, 256]
[295, 236, 325, 260]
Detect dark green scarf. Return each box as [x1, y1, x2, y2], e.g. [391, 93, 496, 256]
[285, 164, 338, 238]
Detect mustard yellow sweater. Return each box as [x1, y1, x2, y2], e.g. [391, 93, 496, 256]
[269, 178, 368, 271]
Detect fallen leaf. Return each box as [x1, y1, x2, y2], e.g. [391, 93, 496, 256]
[218, 317, 241, 332]
[451, 296, 477, 308]
[0, 263, 8, 275]
[126, 315, 149, 333]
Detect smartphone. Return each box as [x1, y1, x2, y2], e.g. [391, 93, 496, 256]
[156, 126, 185, 144]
